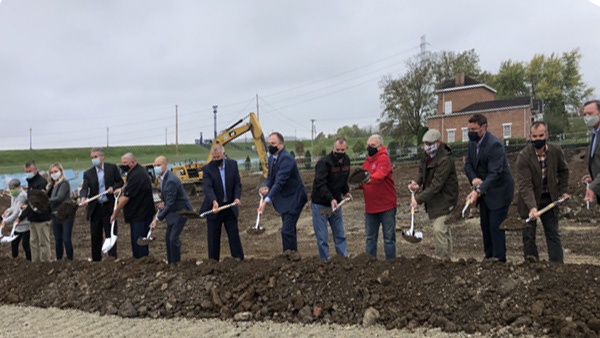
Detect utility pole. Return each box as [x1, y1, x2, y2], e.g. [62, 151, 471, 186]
[106, 127, 109, 147]
[256, 94, 259, 120]
[29, 128, 32, 150]
[213, 104, 218, 139]
[310, 119, 316, 157]
[175, 105, 179, 158]
[165, 128, 167, 146]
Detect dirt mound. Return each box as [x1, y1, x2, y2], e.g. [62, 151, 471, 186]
[0, 147, 599, 337]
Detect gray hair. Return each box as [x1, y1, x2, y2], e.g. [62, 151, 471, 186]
[8, 178, 21, 189]
[122, 152, 136, 161]
[367, 134, 384, 146]
[211, 144, 225, 153]
[91, 147, 105, 155]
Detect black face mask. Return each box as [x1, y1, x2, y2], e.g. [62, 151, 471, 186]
[333, 152, 345, 161]
[119, 164, 130, 173]
[367, 146, 378, 157]
[213, 159, 223, 166]
[468, 131, 481, 142]
[268, 145, 279, 155]
[532, 139, 546, 149]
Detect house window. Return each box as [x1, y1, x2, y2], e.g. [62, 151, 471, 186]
[444, 101, 452, 115]
[502, 123, 512, 139]
[461, 127, 468, 142]
[447, 128, 456, 143]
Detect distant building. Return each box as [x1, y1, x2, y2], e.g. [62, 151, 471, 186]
[427, 73, 542, 143]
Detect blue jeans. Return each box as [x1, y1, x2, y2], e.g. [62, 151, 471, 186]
[130, 219, 151, 259]
[311, 203, 348, 260]
[52, 215, 74, 260]
[365, 208, 396, 260]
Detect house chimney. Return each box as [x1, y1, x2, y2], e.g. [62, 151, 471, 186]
[454, 73, 465, 87]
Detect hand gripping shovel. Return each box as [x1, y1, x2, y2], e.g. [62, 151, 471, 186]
[102, 191, 121, 254]
[247, 193, 265, 235]
[319, 196, 352, 216]
[401, 190, 423, 244]
[525, 194, 571, 223]
[199, 201, 238, 218]
[137, 211, 158, 246]
[462, 197, 474, 218]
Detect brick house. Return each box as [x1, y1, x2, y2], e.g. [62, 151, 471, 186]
[427, 73, 542, 144]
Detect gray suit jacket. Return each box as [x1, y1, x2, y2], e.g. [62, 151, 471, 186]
[157, 170, 193, 223]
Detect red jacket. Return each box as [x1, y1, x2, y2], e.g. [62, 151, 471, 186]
[361, 145, 397, 213]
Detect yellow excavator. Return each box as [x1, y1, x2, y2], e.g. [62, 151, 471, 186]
[171, 112, 269, 196]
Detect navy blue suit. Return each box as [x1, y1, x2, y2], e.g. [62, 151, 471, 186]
[464, 131, 514, 262]
[264, 148, 308, 252]
[201, 158, 244, 261]
[158, 170, 193, 264]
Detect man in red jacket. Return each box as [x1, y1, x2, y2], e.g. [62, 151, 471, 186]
[360, 134, 397, 260]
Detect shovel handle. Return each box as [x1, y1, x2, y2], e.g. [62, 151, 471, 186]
[331, 196, 352, 213]
[199, 201, 238, 218]
[79, 190, 111, 206]
[525, 195, 570, 222]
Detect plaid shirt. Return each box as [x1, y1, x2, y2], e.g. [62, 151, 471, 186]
[535, 145, 548, 192]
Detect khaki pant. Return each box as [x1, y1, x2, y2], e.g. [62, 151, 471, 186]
[30, 220, 52, 262]
[432, 215, 452, 259]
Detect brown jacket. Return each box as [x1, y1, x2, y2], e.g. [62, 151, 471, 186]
[414, 143, 458, 219]
[516, 143, 569, 219]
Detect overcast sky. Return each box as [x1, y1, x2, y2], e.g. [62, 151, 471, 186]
[1, 0, 599, 150]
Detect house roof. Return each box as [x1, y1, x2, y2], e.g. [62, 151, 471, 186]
[435, 75, 497, 94]
[428, 96, 543, 120]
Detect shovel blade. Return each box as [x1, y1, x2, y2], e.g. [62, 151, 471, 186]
[137, 236, 153, 246]
[102, 236, 117, 253]
[246, 226, 265, 235]
[0, 235, 17, 244]
[401, 231, 423, 244]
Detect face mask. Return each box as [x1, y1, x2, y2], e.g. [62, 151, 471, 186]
[367, 146, 378, 157]
[468, 131, 481, 142]
[91, 158, 101, 167]
[213, 159, 223, 166]
[24, 172, 34, 179]
[51, 171, 61, 181]
[268, 145, 279, 155]
[153, 166, 163, 176]
[333, 152, 345, 161]
[424, 143, 438, 153]
[584, 115, 600, 128]
[10, 189, 20, 197]
[531, 139, 546, 149]
[119, 164, 130, 173]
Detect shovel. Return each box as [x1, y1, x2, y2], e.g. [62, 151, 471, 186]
[0, 222, 18, 244]
[584, 181, 591, 210]
[401, 190, 423, 244]
[319, 196, 352, 216]
[525, 194, 571, 223]
[137, 228, 154, 246]
[102, 191, 121, 254]
[199, 201, 238, 218]
[462, 197, 474, 218]
[247, 193, 265, 235]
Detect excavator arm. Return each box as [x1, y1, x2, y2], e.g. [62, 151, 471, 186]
[171, 112, 269, 195]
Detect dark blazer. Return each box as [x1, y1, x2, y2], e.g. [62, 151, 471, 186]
[464, 131, 514, 210]
[80, 162, 124, 220]
[158, 170, 193, 223]
[585, 131, 600, 198]
[201, 158, 242, 217]
[516, 143, 569, 218]
[264, 148, 308, 214]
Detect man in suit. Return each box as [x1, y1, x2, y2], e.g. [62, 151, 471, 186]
[516, 122, 569, 263]
[110, 152, 156, 259]
[150, 156, 193, 264]
[80, 147, 124, 261]
[258, 132, 308, 252]
[582, 100, 600, 205]
[464, 113, 514, 262]
[201, 145, 244, 261]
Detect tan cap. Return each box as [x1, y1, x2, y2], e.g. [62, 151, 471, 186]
[422, 129, 441, 143]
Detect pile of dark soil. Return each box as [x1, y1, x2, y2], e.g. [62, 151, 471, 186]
[0, 253, 599, 337]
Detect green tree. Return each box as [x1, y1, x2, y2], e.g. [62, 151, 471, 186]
[290, 150, 296, 158]
[244, 155, 251, 173]
[304, 150, 312, 169]
[295, 141, 305, 155]
[491, 60, 528, 99]
[320, 148, 327, 157]
[352, 139, 365, 155]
